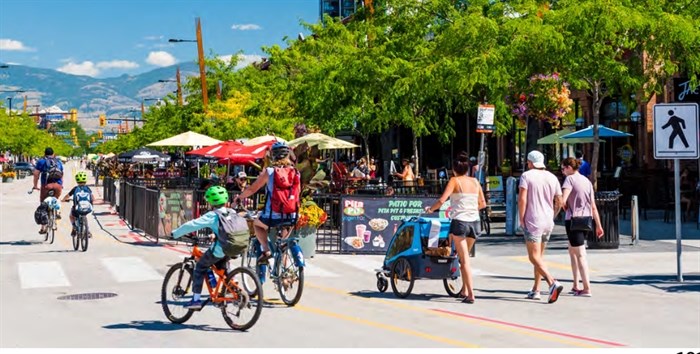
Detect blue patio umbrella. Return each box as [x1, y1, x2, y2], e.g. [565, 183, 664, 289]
[560, 125, 632, 139]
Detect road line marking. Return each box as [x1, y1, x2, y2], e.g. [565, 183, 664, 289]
[432, 308, 625, 347]
[305, 282, 603, 348]
[101, 257, 162, 282]
[509, 256, 598, 272]
[18, 261, 70, 289]
[294, 304, 478, 348]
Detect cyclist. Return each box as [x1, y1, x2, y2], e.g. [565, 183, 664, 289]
[170, 186, 233, 310]
[33, 147, 64, 234]
[61, 171, 94, 238]
[234, 141, 300, 264]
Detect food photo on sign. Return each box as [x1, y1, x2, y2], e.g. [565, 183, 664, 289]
[340, 197, 451, 253]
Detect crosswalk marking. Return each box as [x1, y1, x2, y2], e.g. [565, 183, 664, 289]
[101, 257, 162, 282]
[18, 261, 70, 289]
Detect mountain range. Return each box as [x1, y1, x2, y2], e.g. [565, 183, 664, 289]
[0, 62, 201, 131]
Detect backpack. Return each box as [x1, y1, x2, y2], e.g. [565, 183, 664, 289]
[214, 208, 249, 257]
[73, 186, 93, 215]
[269, 166, 301, 215]
[45, 157, 63, 182]
[34, 202, 49, 225]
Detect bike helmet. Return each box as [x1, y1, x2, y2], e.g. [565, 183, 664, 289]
[204, 185, 228, 207]
[75, 171, 88, 183]
[270, 141, 291, 161]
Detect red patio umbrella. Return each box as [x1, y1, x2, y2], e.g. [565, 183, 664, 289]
[0, 156, 8, 163]
[216, 142, 272, 165]
[186, 140, 243, 159]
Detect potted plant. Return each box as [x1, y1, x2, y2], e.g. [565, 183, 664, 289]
[295, 197, 328, 258]
[2, 171, 16, 183]
[500, 159, 512, 176]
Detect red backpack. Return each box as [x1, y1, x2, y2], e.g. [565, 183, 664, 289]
[269, 166, 301, 215]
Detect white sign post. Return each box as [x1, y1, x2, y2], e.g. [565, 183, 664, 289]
[653, 103, 699, 282]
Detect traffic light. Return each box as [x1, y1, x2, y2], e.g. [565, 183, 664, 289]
[99, 114, 106, 126]
[97, 130, 103, 139]
[70, 109, 77, 122]
[71, 128, 76, 136]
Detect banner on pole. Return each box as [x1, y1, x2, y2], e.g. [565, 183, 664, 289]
[476, 104, 495, 133]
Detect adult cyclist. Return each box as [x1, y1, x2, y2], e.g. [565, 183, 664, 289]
[33, 147, 64, 234]
[235, 142, 300, 264]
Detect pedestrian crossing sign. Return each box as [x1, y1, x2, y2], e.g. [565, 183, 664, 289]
[653, 103, 699, 159]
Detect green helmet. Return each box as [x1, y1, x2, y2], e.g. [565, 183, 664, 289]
[204, 186, 228, 206]
[75, 171, 88, 183]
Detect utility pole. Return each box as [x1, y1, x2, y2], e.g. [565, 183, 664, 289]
[196, 17, 209, 111]
[176, 66, 183, 106]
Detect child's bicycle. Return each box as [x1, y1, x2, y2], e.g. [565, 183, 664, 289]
[29, 188, 58, 244]
[161, 234, 263, 331]
[238, 209, 305, 307]
[62, 198, 89, 252]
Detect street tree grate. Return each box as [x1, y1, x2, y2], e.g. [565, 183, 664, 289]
[57, 292, 118, 301]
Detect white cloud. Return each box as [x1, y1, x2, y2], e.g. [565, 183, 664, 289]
[146, 51, 176, 67]
[96, 60, 139, 69]
[144, 35, 163, 41]
[0, 39, 34, 51]
[218, 54, 264, 70]
[57, 61, 99, 77]
[231, 24, 262, 31]
[152, 43, 174, 49]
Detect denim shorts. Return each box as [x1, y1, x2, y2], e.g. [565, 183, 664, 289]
[449, 220, 481, 239]
[259, 217, 296, 228]
[523, 228, 552, 243]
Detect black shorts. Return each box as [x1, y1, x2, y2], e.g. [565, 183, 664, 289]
[449, 220, 480, 239]
[564, 220, 587, 247]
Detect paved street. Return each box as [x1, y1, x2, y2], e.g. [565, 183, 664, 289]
[1, 161, 699, 348]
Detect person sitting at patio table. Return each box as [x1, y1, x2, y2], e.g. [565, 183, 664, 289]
[351, 158, 370, 179]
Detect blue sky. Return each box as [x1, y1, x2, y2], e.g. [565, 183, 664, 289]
[0, 0, 319, 78]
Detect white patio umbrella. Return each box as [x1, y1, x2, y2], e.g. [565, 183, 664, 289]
[242, 135, 287, 146]
[147, 131, 221, 147]
[287, 133, 359, 150]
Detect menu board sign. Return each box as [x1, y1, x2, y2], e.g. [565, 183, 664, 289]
[158, 190, 195, 237]
[340, 196, 451, 253]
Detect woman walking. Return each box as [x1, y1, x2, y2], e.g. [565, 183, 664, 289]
[560, 157, 604, 297]
[425, 152, 486, 303]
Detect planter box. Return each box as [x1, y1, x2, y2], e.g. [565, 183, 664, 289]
[2, 177, 14, 183]
[296, 227, 317, 258]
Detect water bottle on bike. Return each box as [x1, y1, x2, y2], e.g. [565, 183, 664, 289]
[206, 269, 217, 288]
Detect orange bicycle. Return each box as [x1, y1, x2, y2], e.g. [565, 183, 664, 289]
[161, 235, 263, 331]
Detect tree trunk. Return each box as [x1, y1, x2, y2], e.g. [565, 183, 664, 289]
[589, 82, 605, 191]
[525, 117, 541, 166]
[412, 133, 419, 177]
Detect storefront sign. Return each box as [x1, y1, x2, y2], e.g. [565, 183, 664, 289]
[340, 196, 451, 253]
[674, 78, 700, 104]
[158, 190, 195, 237]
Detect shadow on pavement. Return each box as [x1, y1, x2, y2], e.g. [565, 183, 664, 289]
[103, 320, 233, 333]
[603, 274, 700, 293]
[0, 240, 44, 246]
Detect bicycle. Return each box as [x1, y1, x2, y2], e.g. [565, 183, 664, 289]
[238, 210, 305, 306]
[161, 235, 263, 331]
[480, 207, 491, 236]
[62, 198, 89, 252]
[29, 188, 58, 244]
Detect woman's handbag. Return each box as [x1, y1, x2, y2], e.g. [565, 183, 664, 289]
[570, 216, 593, 232]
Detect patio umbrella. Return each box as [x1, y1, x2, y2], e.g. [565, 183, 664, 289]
[186, 140, 243, 159]
[560, 125, 632, 139]
[287, 133, 359, 150]
[147, 131, 221, 147]
[118, 148, 171, 163]
[242, 135, 287, 146]
[537, 129, 603, 145]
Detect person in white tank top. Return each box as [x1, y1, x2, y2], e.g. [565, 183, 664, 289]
[425, 152, 486, 304]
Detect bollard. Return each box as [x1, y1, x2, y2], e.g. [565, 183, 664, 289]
[631, 195, 639, 245]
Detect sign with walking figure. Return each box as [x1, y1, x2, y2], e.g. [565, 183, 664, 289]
[653, 103, 699, 159]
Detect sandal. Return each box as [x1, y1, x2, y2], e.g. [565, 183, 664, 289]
[462, 297, 475, 304]
[257, 251, 272, 264]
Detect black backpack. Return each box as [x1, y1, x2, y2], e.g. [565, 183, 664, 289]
[34, 202, 49, 225]
[45, 157, 63, 183]
[214, 208, 249, 257]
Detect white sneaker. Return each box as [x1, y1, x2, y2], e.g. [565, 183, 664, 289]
[548, 281, 564, 303]
[526, 291, 541, 300]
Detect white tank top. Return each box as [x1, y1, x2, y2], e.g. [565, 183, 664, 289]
[450, 177, 481, 222]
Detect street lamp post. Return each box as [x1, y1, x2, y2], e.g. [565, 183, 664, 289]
[630, 111, 642, 168]
[169, 17, 208, 111]
[2, 90, 26, 116]
[157, 66, 183, 106]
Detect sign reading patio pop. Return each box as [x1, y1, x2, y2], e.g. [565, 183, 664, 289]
[340, 197, 450, 253]
[653, 103, 699, 159]
[476, 104, 495, 133]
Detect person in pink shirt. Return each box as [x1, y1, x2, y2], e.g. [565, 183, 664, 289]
[518, 150, 564, 303]
[561, 157, 604, 297]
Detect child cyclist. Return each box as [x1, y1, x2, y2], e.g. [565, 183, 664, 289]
[61, 171, 94, 238]
[170, 186, 239, 310]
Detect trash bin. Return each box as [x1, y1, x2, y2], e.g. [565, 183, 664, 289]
[588, 191, 621, 249]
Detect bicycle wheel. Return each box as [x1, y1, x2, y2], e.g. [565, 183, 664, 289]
[79, 218, 89, 252]
[71, 222, 79, 251]
[390, 257, 414, 298]
[47, 215, 55, 244]
[220, 266, 263, 331]
[480, 210, 491, 236]
[275, 247, 304, 306]
[161, 262, 195, 324]
[241, 239, 261, 295]
[443, 276, 464, 297]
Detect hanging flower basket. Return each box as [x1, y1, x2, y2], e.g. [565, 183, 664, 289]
[509, 73, 574, 129]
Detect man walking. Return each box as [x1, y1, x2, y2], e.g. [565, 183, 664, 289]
[32, 147, 64, 234]
[576, 151, 591, 178]
[518, 150, 564, 303]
